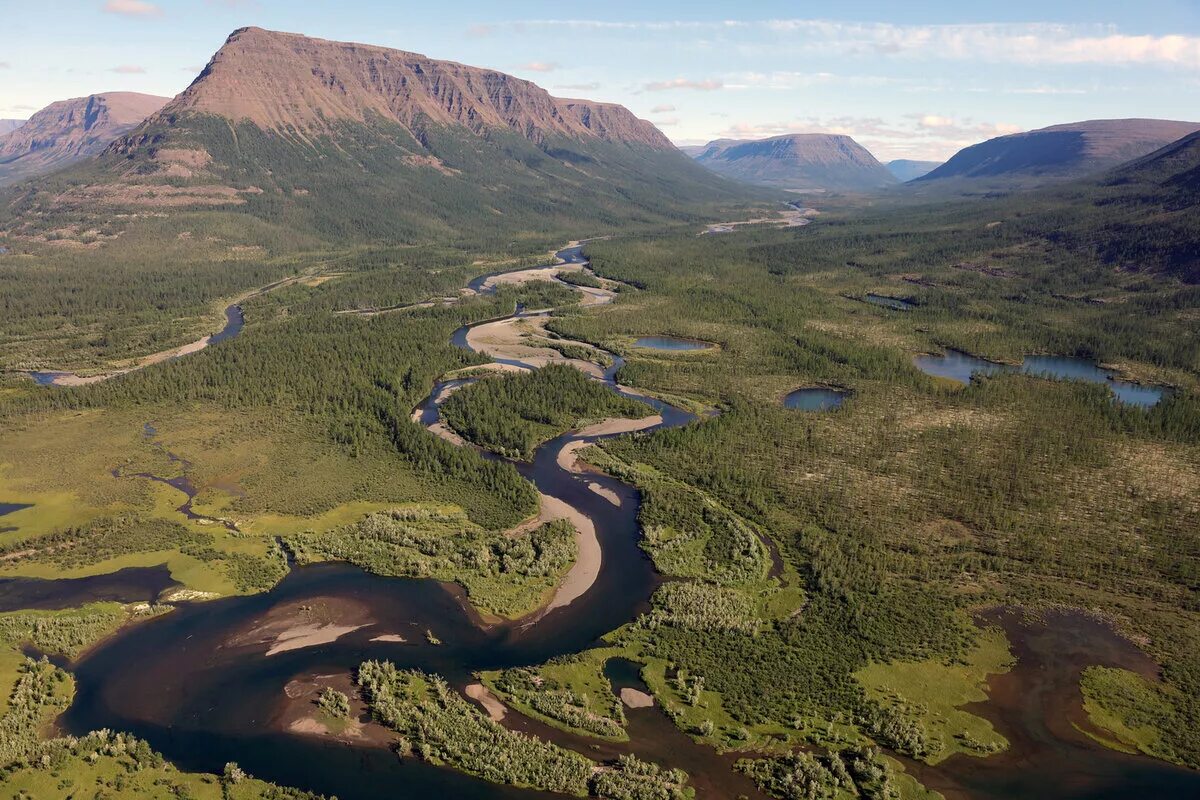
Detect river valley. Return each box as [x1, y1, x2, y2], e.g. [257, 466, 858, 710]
[6, 243, 1194, 799]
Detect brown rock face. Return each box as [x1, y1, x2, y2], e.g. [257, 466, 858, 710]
[150, 27, 670, 148]
[0, 92, 168, 185]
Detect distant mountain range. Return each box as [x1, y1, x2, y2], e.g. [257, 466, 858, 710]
[5, 27, 750, 245]
[916, 119, 1200, 184]
[0, 120, 24, 137]
[688, 134, 897, 192]
[0, 92, 167, 186]
[886, 159, 942, 182]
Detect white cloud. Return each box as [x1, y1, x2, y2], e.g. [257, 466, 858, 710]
[644, 78, 723, 92]
[1003, 86, 1089, 95]
[515, 19, 1200, 69]
[556, 82, 600, 91]
[654, 117, 681, 127]
[110, 64, 147, 74]
[518, 61, 559, 72]
[103, 0, 161, 16]
[0, 62, 9, 69]
[650, 104, 676, 113]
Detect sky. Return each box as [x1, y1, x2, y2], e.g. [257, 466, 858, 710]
[2, 0, 1200, 161]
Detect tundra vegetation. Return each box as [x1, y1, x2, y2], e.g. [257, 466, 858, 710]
[356, 660, 688, 798]
[540, 219, 1199, 768]
[286, 507, 577, 618]
[0, 163, 1195, 797]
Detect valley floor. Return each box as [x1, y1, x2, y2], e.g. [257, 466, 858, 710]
[0, 199, 1196, 800]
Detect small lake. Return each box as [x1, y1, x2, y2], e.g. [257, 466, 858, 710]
[0, 503, 32, 518]
[913, 350, 1166, 407]
[633, 336, 712, 352]
[865, 293, 916, 311]
[784, 387, 846, 411]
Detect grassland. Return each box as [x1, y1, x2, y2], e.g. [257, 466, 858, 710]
[1079, 666, 1178, 761]
[855, 627, 1013, 763]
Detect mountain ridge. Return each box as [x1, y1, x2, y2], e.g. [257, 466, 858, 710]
[690, 133, 897, 192]
[0, 92, 167, 186]
[887, 159, 942, 182]
[5, 27, 756, 248]
[916, 118, 1200, 184]
[125, 27, 671, 150]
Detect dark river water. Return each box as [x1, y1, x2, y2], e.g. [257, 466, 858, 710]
[8, 244, 1195, 798]
[27, 304, 245, 386]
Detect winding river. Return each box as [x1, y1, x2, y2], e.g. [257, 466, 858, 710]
[10, 243, 1197, 799]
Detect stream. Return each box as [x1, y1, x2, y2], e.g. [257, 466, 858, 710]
[56, 243, 765, 799]
[10, 243, 1196, 799]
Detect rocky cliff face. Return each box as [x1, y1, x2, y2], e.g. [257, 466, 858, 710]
[0, 92, 167, 185]
[129, 27, 670, 149]
[917, 119, 1200, 183]
[5, 28, 748, 244]
[692, 134, 897, 192]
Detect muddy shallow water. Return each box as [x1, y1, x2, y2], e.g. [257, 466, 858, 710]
[906, 608, 1200, 799]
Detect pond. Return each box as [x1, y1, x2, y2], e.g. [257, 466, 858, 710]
[784, 387, 846, 411]
[913, 350, 1166, 407]
[632, 336, 713, 351]
[0, 503, 33, 518]
[864, 293, 917, 311]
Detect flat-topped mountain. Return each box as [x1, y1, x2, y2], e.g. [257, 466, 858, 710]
[887, 159, 942, 182]
[690, 134, 897, 192]
[8, 27, 748, 245]
[0, 92, 167, 185]
[916, 119, 1200, 184]
[140, 27, 670, 148]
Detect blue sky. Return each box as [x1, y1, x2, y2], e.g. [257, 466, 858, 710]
[3, 1, 1200, 160]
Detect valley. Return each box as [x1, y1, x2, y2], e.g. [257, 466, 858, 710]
[0, 15, 1197, 800]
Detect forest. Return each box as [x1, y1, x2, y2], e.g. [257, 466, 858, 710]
[440, 364, 651, 459]
[0, 139, 1194, 800]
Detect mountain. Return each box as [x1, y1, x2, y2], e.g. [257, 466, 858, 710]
[6, 27, 752, 246]
[0, 120, 24, 137]
[887, 159, 942, 182]
[690, 134, 897, 192]
[915, 119, 1200, 184]
[0, 92, 167, 186]
[1109, 130, 1200, 194]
